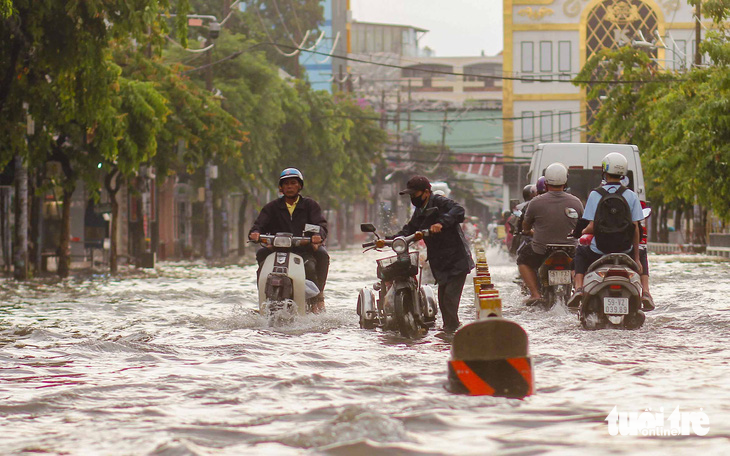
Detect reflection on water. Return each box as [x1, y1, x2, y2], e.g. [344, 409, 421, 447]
[0, 249, 729, 455]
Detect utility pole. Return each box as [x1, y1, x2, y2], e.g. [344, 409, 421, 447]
[694, 2, 702, 67]
[204, 20, 220, 259]
[13, 154, 27, 280]
[693, 3, 703, 249]
[395, 89, 401, 154]
[440, 108, 448, 156]
[407, 79, 412, 132]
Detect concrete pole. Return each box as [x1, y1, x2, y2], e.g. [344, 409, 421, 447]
[13, 154, 28, 280]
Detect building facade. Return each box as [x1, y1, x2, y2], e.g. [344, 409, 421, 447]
[503, 0, 701, 157]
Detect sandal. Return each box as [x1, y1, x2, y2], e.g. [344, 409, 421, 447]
[523, 296, 544, 306]
[641, 292, 655, 312]
[567, 288, 584, 309]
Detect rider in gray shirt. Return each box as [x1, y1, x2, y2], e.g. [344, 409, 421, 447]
[518, 163, 584, 305]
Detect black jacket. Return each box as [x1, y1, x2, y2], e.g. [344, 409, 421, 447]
[397, 194, 474, 283]
[250, 196, 328, 240]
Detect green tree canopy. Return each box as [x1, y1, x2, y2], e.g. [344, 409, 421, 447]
[575, 6, 730, 221]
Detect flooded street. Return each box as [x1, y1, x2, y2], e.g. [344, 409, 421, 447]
[1, 248, 729, 455]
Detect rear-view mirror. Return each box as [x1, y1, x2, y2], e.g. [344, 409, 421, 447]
[360, 223, 376, 233]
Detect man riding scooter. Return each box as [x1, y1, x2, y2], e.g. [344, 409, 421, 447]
[518, 163, 584, 306]
[249, 168, 329, 312]
[567, 153, 654, 311]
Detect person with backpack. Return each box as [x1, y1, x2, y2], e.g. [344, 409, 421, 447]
[567, 153, 654, 310]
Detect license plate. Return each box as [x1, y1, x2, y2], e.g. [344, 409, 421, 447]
[548, 270, 571, 285]
[604, 297, 629, 315]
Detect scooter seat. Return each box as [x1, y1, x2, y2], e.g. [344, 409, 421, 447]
[586, 253, 640, 274]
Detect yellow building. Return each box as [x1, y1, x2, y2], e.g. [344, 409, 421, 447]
[502, 0, 703, 202]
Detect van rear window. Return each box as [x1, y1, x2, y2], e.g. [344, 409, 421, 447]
[566, 169, 634, 205]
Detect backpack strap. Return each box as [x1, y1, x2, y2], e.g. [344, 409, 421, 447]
[615, 185, 627, 196]
[595, 187, 610, 198]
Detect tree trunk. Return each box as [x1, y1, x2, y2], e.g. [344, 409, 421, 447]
[104, 169, 121, 275]
[13, 154, 28, 280]
[58, 187, 73, 278]
[659, 204, 669, 243]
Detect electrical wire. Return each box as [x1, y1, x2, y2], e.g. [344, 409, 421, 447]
[182, 41, 686, 84]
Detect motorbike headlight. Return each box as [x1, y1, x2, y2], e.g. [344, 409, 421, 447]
[392, 238, 408, 254]
[273, 236, 292, 248]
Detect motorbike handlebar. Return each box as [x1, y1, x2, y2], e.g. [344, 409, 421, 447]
[252, 234, 313, 247]
[362, 241, 375, 248]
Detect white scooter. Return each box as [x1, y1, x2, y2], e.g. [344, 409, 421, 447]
[577, 208, 652, 329]
[254, 225, 323, 318]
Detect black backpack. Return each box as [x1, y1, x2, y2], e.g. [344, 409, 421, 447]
[593, 186, 635, 253]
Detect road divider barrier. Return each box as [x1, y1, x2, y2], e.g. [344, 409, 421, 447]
[447, 242, 533, 398]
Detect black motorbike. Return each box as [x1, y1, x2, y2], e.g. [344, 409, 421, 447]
[356, 223, 438, 338]
[535, 244, 576, 308]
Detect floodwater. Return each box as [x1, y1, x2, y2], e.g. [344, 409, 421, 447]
[1, 247, 729, 455]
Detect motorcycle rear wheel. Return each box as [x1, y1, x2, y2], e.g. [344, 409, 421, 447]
[394, 290, 419, 338]
[357, 295, 376, 329]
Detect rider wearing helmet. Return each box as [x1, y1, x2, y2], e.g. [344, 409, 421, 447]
[249, 168, 329, 310]
[510, 185, 537, 255]
[567, 153, 653, 310]
[518, 163, 584, 306]
[536, 176, 548, 195]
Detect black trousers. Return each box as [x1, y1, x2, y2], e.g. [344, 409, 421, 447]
[437, 272, 468, 330]
[256, 246, 330, 292]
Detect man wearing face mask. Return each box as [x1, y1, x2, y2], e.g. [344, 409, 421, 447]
[394, 176, 475, 332]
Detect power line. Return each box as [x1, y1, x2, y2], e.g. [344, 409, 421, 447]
[313, 110, 587, 124]
[180, 42, 685, 84]
[284, 44, 684, 84]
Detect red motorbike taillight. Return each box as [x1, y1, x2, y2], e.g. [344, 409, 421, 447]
[609, 285, 622, 290]
[544, 255, 572, 267]
[606, 269, 631, 278]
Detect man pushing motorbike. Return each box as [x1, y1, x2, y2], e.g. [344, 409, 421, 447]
[249, 168, 329, 312]
[518, 163, 584, 306]
[394, 175, 474, 332]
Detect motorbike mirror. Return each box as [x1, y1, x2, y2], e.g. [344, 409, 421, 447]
[642, 207, 652, 219]
[360, 223, 376, 233]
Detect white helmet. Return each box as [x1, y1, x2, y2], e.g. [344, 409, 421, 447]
[544, 162, 568, 186]
[602, 153, 628, 176]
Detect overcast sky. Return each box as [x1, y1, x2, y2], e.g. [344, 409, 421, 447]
[350, 0, 504, 57]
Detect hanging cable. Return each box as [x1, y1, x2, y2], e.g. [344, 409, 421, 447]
[315, 31, 341, 64]
[166, 35, 215, 53]
[254, 7, 302, 56]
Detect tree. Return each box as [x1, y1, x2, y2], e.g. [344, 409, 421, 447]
[575, 11, 730, 228]
[0, 1, 190, 277]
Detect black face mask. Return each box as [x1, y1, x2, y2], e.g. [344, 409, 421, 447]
[410, 194, 423, 207]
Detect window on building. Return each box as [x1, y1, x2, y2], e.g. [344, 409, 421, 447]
[673, 40, 686, 70]
[540, 41, 552, 73]
[559, 111, 572, 142]
[558, 41, 571, 73]
[521, 42, 534, 73]
[521, 111, 534, 142]
[540, 111, 553, 141]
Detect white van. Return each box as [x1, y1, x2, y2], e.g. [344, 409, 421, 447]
[527, 143, 646, 204]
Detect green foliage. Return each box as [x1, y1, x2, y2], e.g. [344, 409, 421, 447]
[1, 0, 14, 18]
[576, 28, 730, 220]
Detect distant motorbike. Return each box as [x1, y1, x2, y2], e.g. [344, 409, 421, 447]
[356, 223, 438, 337]
[253, 225, 323, 319]
[534, 244, 576, 308]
